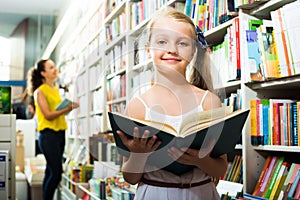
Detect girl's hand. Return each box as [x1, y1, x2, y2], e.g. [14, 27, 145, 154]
[117, 127, 161, 154]
[167, 138, 215, 166]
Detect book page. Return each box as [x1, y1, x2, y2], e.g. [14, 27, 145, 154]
[179, 106, 233, 136]
[111, 106, 234, 137]
[124, 115, 178, 135]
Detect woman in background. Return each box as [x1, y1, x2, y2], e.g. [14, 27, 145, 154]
[27, 59, 79, 200]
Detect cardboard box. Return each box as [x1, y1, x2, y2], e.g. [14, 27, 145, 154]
[29, 184, 42, 200]
[16, 146, 25, 172]
[16, 172, 28, 200]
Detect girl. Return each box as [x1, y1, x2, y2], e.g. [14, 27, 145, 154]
[116, 8, 227, 200]
[27, 59, 79, 200]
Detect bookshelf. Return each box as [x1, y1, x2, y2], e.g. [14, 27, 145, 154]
[239, 0, 300, 196]
[56, 0, 300, 198]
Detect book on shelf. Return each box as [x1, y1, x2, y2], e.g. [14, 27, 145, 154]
[55, 98, 72, 114]
[252, 156, 272, 196]
[246, 29, 264, 82]
[287, 168, 300, 199]
[268, 161, 289, 199]
[293, 178, 300, 199]
[257, 20, 281, 79]
[243, 193, 267, 200]
[80, 165, 94, 183]
[256, 156, 278, 197]
[225, 155, 243, 182]
[263, 156, 285, 198]
[232, 156, 243, 183]
[108, 106, 249, 175]
[277, 163, 296, 199]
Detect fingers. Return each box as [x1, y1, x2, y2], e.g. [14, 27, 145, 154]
[117, 130, 128, 144]
[181, 147, 198, 156]
[132, 127, 140, 143]
[117, 127, 161, 153]
[72, 102, 79, 109]
[147, 135, 161, 150]
[168, 146, 204, 165]
[168, 146, 185, 161]
[198, 138, 216, 158]
[132, 127, 155, 145]
[140, 129, 150, 145]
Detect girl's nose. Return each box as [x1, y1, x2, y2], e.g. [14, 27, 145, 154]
[167, 43, 177, 54]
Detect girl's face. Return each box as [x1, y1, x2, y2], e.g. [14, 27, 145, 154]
[41, 60, 59, 80]
[147, 17, 195, 75]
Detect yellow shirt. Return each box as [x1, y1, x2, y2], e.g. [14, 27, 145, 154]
[35, 84, 68, 131]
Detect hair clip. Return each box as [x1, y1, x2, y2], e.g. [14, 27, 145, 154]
[196, 26, 208, 49]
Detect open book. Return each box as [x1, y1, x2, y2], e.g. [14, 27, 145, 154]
[108, 107, 250, 175]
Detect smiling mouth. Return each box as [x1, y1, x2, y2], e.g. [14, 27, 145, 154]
[162, 58, 181, 61]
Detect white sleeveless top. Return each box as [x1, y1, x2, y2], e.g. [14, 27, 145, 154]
[134, 90, 221, 200]
[136, 90, 208, 133]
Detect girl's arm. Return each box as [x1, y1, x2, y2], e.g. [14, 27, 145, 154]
[117, 128, 161, 185]
[120, 97, 161, 184]
[121, 154, 148, 185]
[195, 153, 228, 177]
[35, 89, 79, 120]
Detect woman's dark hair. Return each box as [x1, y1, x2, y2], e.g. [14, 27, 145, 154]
[27, 59, 48, 95]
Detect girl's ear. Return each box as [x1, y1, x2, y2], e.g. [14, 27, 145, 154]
[145, 44, 152, 59]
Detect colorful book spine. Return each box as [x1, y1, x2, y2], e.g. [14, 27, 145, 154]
[278, 163, 296, 199]
[250, 99, 258, 145]
[184, 0, 193, 17]
[291, 102, 298, 146]
[271, 162, 289, 199]
[283, 164, 300, 199]
[293, 180, 300, 199]
[261, 99, 269, 145]
[264, 157, 284, 198]
[257, 156, 277, 196]
[287, 168, 300, 199]
[252, 156, 272, 196]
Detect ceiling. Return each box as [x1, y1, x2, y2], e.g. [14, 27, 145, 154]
[0, 0, 67, 38]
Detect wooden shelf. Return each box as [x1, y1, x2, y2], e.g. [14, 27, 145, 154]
[245, 74, 300, 90]
[204, 18, 234, 46]
[253, 145, 300, 153]
[250, 0, 298, 19]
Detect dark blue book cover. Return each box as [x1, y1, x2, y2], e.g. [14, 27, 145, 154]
[108, 108, 249, 175]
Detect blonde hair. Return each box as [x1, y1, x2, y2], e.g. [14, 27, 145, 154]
[146, 7, 214, 91]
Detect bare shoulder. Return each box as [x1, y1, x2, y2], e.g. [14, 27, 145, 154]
[192, 86, 221, 110]
[126, 96, 146, 120]
[202, 91, 222, 110]
[34, 88, 45, 100]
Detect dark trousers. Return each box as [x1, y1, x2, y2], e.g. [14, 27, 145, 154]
[39, 128, 65, 200]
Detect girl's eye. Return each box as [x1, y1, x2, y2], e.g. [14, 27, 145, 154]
[157, 40, 167, 45]
[178, 41, 188, 46]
